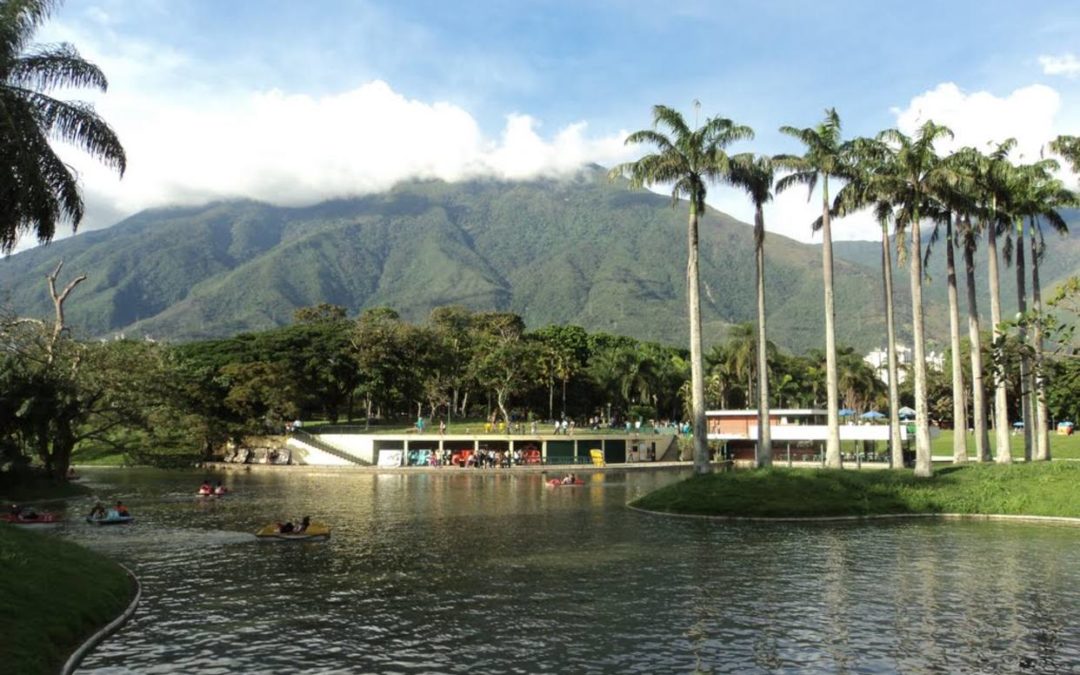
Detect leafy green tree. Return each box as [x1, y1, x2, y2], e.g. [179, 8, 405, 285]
[533, 324, 589, 419]
[610, 104, 752, 474]
[429, 306, 479, 419]
[0, 0, 125, 253]
[774, 108, 850, 469]
[351, 307, 415, 427]
[469, 312, 534, 425]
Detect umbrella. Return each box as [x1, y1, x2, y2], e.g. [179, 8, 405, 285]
[898, 406, 916, 419]
[861, 410, 885, 420]
[1012, 421, 1025, 428]
[838, 408, 855, 417]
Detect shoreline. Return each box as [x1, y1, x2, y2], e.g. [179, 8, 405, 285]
[627, 463, 1080, 521]
[627, 505, 1080, 526]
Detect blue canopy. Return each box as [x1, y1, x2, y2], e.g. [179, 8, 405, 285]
[898, 406, 916, 419]
[861, 410, 885, 419]
[838, 408, 855, 417]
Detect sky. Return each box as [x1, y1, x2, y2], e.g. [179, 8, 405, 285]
[23, 0, 1080, 251]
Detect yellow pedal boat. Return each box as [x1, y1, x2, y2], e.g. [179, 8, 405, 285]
[255, 522, 331, 541]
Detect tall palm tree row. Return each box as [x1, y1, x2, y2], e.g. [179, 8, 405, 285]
[0, 0, 126, 253]
[615, 104, 1075, 473]
[774, 109, 850, 469]
[611, 105, 753, 474]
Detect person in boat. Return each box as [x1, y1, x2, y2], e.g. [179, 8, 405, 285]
[14, 505, 38, 519]
[214, 481, 227, 495]
[562, 473, 575, 485]
[116, 501, 130, 517]
[278, 521, 295, 533]
[88, 502, 106, 520]
[297, 516, 311, 533]
[199, 479, 212, 493]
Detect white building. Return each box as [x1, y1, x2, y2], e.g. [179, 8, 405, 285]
[864, 344, 944, 386]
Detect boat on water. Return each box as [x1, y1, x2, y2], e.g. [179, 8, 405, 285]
[255, 522, 330, 541]
[86, 514, 134, 525]
[547, 478, 585, 487]
[2, 511, 61, 526]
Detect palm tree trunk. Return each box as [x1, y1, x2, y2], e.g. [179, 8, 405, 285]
[548, 379, 554, 420]
[1030, 222, 1050, 461]
[820, 180, 842, 468]
[945, 216, 968, 463]
[909, 213, 933, 477]
[881, 223, 903, 468]
[1014, 220, 1032, 461]
[987, 220, 1012, 463]
[754, 205, 772, 468]
[963, 227, 990, 461]
[687, 204, 710, 474]
[562, 378, 568, 419]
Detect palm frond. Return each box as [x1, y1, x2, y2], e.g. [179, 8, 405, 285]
[8, 43, 108, 91]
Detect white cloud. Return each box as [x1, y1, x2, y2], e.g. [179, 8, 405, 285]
[58, 81, 634, 231]
[891, 82, 1061, 160]
[1039, 53, 1080, 77]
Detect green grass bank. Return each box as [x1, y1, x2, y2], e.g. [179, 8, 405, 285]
[0, 525, 134, 675]
[631, 462, 1080, 519]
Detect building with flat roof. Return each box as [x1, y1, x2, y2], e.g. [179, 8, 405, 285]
[707, 409, 906, 463]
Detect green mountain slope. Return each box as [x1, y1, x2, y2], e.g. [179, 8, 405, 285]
[4, 168, 1070, 353]
[832, 209, 1080, 327]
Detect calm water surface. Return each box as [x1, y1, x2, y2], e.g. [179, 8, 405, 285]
[56, 467, 1080, 674]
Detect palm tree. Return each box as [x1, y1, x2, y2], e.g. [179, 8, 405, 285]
[0, 0, 126, 253]
[980, 141, 1017, 464]
[1012, 161, 1074, 460]
[727, 154, 775, 467]
[1050, 135, 1080, 171]
[610, 104, 753, 474]
[930, 156, 976, 464]
[947, 147, 991, 462]
[878, 120, 955, 477]
[774, 108, 850, 469]
[828, 137, 904, 468]
[942, 210, 969, 463]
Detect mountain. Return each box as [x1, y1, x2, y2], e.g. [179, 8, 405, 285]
[832, 208, 1080, 326]
[3, 168, 1073, 354]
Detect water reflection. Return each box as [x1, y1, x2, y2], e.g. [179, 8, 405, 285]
[55, 468, 1080, 674]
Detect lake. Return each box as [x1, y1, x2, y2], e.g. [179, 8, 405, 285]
[59, 467, 1080, 673]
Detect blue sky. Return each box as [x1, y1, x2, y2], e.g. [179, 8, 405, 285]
[33, 0, 1080, 245]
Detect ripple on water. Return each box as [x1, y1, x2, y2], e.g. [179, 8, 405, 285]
[67, 468, 1080, 674]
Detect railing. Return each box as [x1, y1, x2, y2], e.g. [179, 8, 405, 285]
[289, 429, 371, 465]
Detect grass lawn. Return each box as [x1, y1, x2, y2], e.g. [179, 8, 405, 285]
[0, 525, 134, 675]
[631, 462, 1080, 519]
[930, 429, 1080, 459]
